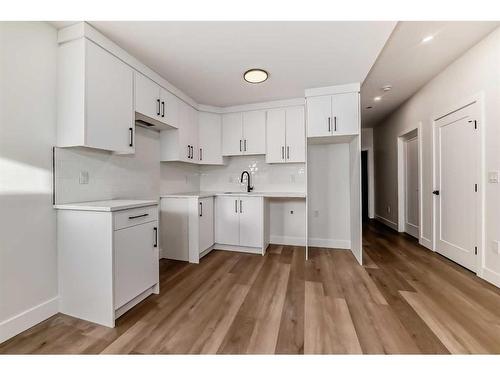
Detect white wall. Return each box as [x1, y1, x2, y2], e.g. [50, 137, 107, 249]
[307, 143, 351, 248]
[0, 22, 59, 342]
[374, 26, 500, 286]
[361, 128, 375, 218]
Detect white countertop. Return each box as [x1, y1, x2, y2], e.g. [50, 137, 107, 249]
[54, 199, 159, 212]
[160, 191, 306, 199]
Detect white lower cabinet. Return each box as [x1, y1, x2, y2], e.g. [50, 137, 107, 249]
[215, 195, 264, 253]
[58, 204, 159, 327]
[160, 196, 215, 263]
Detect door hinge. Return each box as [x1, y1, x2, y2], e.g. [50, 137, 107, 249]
[474, 246, 478, 255]
[475, 183, 478, 192]
[468, 120, 478, 129]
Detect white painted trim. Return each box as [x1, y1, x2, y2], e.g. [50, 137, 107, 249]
[480, 267, 500, 289]
[214, 243, 263, 255]
[375, 214, 398, 231]
[361, 147, 375, 219]
[307, 238, 351, 249]
[0, 297, 59, 344]
[207, 98, 305, 114]
[397, 128, 418, 234]
[305, 83, 360, 97]
[114, 285, 157, 320]
[419, 236, 433, 250]
[269, 235, 306, 246]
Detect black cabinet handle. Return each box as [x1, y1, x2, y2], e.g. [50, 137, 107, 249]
[328, 117, 331, 132]
[157, 99, 161, 116]
[187, 145, 190, 159]
[235, 199, 238, 213]
[161, 101, 165, 117]
[200, 148, 202, 161]
[287, 146, 290, 159]
[199, 201, 202, 217]
[281, 146, 284, 159]
[240, 139, 242, 152]
[239, 199, 242, 213]
[244, 139, 247, 152]
[129, 213, 149, 220]
[129, 127, 133, 147]
[153, 227, 158, 248]
[334, 116, 337, 132]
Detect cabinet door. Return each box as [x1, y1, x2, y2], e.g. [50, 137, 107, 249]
[285, 106, 305, 163]
[198, 112, 223, 164]
[266, 108, 286, 163]
[160, 87, 179, 128]
[239, 197, 263, 248]
[177, 101, 192, 162]
[222, 113, 243, 156]
[306, 95, 332, 137]
[189, 106, 199, 163]
[243, 110, 266, 155]
[215, 196, 240, 246]
[114, 221, 158, 309]
[134, 72, 160, 121]
[85, 40, 134, 154]
[331, 92, 359, 135]
[198, 197, 214, 253]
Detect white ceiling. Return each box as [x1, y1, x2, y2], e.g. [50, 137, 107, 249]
[53, 21, 396, 107]
[361, 21, 499, 128]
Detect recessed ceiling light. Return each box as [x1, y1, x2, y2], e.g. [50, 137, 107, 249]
[244, 69, 268, 84]
[422, 35, 434, 43]
[373, 96, 382, 102]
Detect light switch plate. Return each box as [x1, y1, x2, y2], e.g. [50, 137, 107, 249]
[79, 171, 89, 185]
[488, 171, 499, 183]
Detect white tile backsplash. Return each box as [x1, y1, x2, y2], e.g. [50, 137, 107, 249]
[199, 155, 305, 193]
[56, 127, 304, 204]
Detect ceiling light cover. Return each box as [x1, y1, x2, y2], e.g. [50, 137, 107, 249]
[244, 69, 268, 84]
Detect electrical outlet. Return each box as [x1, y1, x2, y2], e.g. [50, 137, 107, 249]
[488, 171, 499, 183]
[79, 171, 89, 185]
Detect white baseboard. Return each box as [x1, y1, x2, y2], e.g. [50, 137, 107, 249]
[0, 296, 59, 344]
[480, 267, 500, 289]
[214, 243, 262, 255]
[307, 238, 351, 249]
[375, 215, 398, 231]
[269, 235, 306, 246]
[419, 236, 433, 250]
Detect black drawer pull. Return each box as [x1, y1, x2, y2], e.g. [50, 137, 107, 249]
[128, 213, 149, 220]
[153, 227, 158, 248]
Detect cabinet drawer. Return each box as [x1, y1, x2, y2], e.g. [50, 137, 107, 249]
[114, 205, 158, 230]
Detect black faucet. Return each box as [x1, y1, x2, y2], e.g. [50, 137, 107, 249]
[240, 171, 254, 193]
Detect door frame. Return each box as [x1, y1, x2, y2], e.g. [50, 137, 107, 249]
[397, 124, 423, 243]
[361, 146, 375, 219]
[431, 93, 485, 275]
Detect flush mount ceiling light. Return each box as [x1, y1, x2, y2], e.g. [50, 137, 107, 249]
[422, 35, 434, 43]
[373, 96, 382, 102]
[244, 69, 268, 84]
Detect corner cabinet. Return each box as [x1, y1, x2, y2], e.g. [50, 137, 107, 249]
[57, 203, 159, 327]
[306, 92, 359, 137]
[160, 196, 215, 263]
[215, 195, 264, 253]
[222, 110, 266, 156]
[266, 106, 305, 163]
[57, 38, 135, 154]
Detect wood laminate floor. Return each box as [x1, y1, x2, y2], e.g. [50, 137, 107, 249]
[2, 220, 500, 354]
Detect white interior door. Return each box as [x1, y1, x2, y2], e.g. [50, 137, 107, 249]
[435, 103, 479, 272]
[405, 136, 419, 238]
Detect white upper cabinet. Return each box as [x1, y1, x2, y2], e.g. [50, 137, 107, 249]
[160, 100, 199, 164]
[331, 92, 359, 135]
[222, 112, 243, 156]
[242, 110, 266, 155]
[198, 112, 224, 165]
[134, 72, 161, 122]
[306, 91, 359, 137]
[222, 110, 266, 156]
[57, 38, 134, 154]
[134, 72, 180, 129]
[266, 106, 305, 163]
